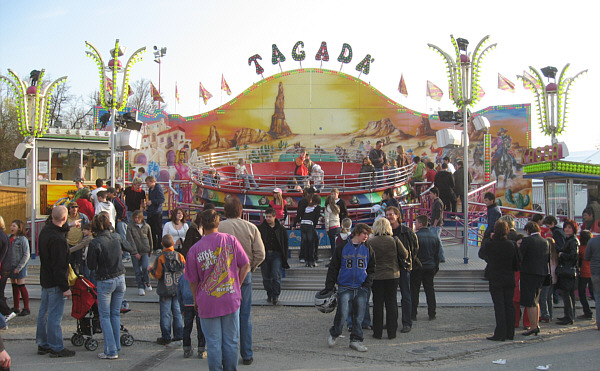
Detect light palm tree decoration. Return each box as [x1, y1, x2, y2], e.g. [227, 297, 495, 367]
[517, 65, 587, 144]
[428, 35, 496, 109]
[427, 35, 496, 265]
[0, 69, 66, 137]
[85, 39, 145, 113]
[85, 39, 145, 183]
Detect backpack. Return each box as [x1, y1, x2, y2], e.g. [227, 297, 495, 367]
[157, 251, 184, 297]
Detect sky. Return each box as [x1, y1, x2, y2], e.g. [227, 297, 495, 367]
[0, 0, 597, 151]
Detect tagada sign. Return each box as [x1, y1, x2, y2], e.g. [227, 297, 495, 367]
[521, 142, 569, 164]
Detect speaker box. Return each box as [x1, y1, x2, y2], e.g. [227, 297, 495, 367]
[436, 129, 463, 148]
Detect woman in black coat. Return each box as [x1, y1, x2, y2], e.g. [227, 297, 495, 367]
[479, 220, 520, 341]
[519, 221, 550, 336]
[556, 219, 579, 325]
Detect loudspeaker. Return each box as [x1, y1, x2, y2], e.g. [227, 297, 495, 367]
[14, 142, 33, 159]
[116, 130, 142, 151]
[436, 129, 463, 148]
[473, 116, 491, 131]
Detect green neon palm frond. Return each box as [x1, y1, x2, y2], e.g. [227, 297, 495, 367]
[471, 35, 490, 63]
[450, 35, 461, 63]
[557, 68, 587, 134]
[117, 47, 146, 110]
[39, 76, 67, 137]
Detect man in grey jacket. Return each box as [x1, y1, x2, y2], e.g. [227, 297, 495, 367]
[218, 198, 265, 365]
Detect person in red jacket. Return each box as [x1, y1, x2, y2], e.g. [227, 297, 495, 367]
[75, 187, 95, 221]
[294, 150, 308, 186]
[578, 231, 594, 320]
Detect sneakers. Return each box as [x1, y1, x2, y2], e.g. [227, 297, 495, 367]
[327, 334, 345, 347]
[577, 313, 593, 320]
[122, 257, 131, 264]
[299, 259, 305, 263]
[198, 347, 207, 359]
[98, 352, 118, 359]
[169, 339, 183, 348]
[183, 347, 193, 358]
[18, 308, 30, 316]
[138, 288, 146, 296]
[272, 298, 281, 306]
[242, 357, 253, 365]
[10, 308, 20, 314]
[146, 283, 153, 292]
[49, 348, 76, 358]
[349, 341, 368, 352]
[37, 346, 51, 355]
[5, 312, 16, 322]
[156, 337, 171, 345]
[400, 326, 412, 333]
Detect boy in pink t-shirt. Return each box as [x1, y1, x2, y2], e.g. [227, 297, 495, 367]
[185, 209, 250, 370]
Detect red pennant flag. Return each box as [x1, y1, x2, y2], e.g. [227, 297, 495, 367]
[498, 73, 516, 93]
[151, 82, 164, 102]
[221, 74, 232, 95]
[175, 83, 180, 104]
[477, 86, 485, 99]
[199, 82, 212, 105]
[398, 74, 408, 97]
[426, 81, 443, 101]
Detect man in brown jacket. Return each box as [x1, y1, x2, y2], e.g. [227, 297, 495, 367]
[218, 198, 265, 365]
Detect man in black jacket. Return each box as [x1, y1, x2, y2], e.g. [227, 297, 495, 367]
[484, 192, 502, 240]
[36, 206, 75, 358]
[543, 215, 566, 252]
[386, 206, 419, 333]
[412, 215, 440, 321]
[434, 163, 456, 212]
[258, 208, 290, 306]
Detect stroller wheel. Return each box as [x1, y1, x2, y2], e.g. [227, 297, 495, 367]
[71, 334, 85, 347]
[85, 338, 99, 351]
[120, 334, 134, 346]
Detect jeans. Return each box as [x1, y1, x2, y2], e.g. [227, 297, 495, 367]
[239, 273, 253, 360]
[539, 284, 553, 320]
[592, 275, 600, 327]
[327, 227, 341, 257]
[331, 286, 369, 342]
[489, 285, 515, 340]
[97, 275, 126, 357]
[372, 278, 399, 338]
[147, 213, 163, 251]
[0, 313, 5, 329]
[430, 226, 445, 261]
[36, 286, 67, 352]
[399, 269, 412, 327]
[200, 309, 240, 371]
[115, 221, 130, 259]
[560, 286, 576, 322]
[578, 277, 593, 315]
[240, 174, 258, 189]
[374, 167, 383, 186]
[159, 295, 184, 341]
[346, 287, 372, 329]
[261, 251, 283, 300]
[183, 306, 205, 348]
[131, 253, 150, 289]
[411, 267, 437, 318]
[300, 224, 316, 265]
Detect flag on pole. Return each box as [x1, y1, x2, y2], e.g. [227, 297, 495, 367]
[498, 73, 516, 93]
[522, 71, 541, 90]
[128, 84, 133, 97]
[199, 82, 212, 105]
[398, 74, 408, 97]
[426, 80, 443, 101]
[151, 82, 164, 102]
[221, 74, 232, 95]
[175, 83, 180, 104]
[105, 77, 113, 95]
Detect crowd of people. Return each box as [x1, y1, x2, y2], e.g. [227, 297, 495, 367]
[478, 209, 600, 342]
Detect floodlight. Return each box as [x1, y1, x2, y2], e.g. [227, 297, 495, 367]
[541, 66, 558, 79]
[456, 38, 469, 52]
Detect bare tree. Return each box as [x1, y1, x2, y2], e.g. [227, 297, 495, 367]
[48, 81, 74, 128]
[0, 83, 25, 172]
[127, 78, 166, 113]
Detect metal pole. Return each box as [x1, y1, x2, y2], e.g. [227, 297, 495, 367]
[550, 92, 556, 144]
[158, 59, 162, 110]
[110, 107, 117, 185]
[462, 64, 470, 264]
[30, 138, 37, 257]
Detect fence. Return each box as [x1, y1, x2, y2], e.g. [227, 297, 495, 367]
[0, 186, 27, 233]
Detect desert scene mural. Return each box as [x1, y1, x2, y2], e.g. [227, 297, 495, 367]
[95, 68, 531, 209]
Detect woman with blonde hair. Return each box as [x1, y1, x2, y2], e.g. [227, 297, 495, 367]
[9, 220, 30, 316]
[324, 194, 341, 260]
[369, 218, 408, 339]
[269, 188, 287, 223]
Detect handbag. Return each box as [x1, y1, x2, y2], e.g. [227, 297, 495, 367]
[555, 264, 576, 278]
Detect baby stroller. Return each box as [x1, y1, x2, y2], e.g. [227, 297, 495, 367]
[70, 275, 135, 351]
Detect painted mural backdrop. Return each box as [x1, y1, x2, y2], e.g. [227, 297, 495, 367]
[95, 68, 532, 209]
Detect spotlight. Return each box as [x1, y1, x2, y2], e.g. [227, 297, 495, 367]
[456, 38, 469, 52]
[541, 66, 558, 79]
